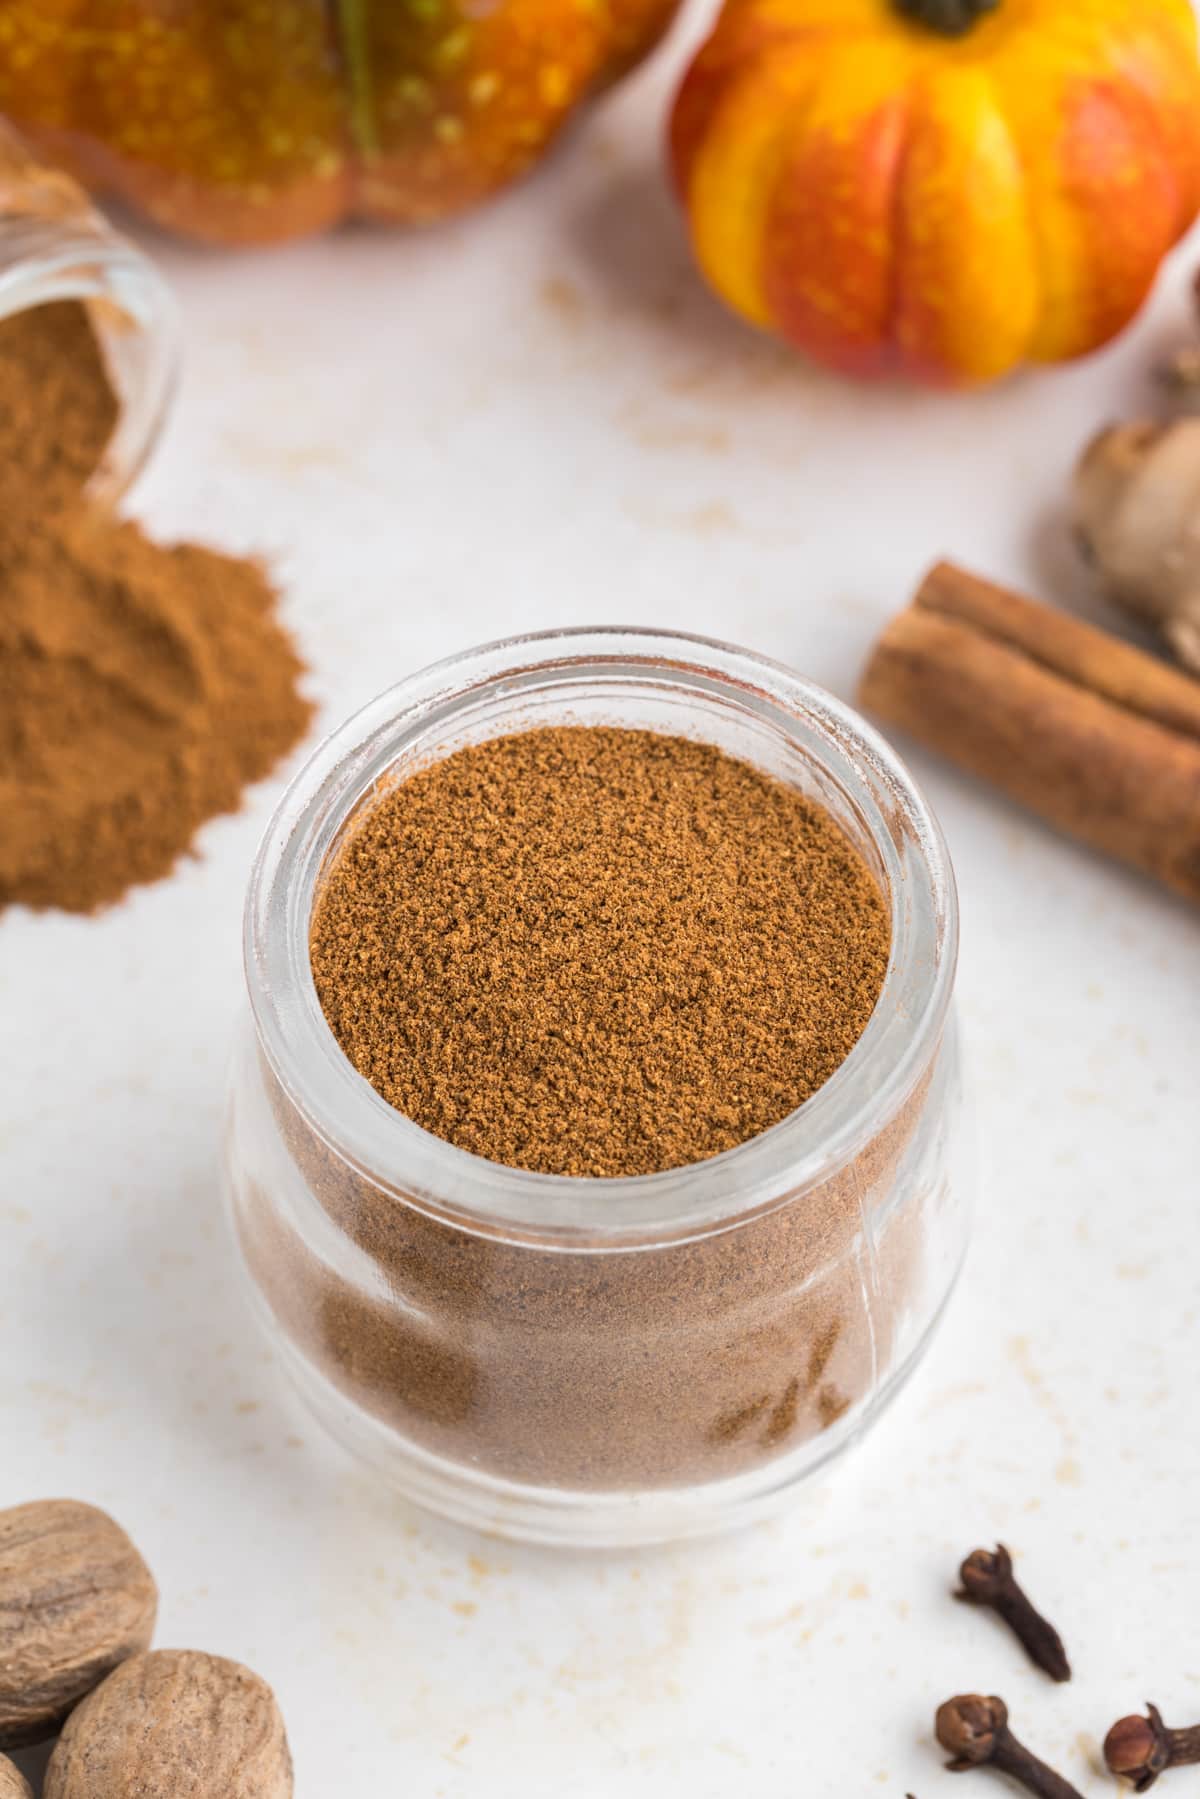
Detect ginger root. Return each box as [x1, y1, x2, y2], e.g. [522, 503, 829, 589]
[1073, 420, 1200, 675]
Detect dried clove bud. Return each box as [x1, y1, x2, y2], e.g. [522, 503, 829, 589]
[956, 1545, 1070, 1682]
[1104, 1704, 1200, 1790]
[935, 1695, 1084, 1799]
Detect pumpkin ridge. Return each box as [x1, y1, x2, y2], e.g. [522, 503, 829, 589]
[890, 59, 1036, 380]
[685, 44, 828, 327]
[982, 42, 1082, 365]
[886, 64, 953, 382]
[672, 9, 883, 173]
[988, 3, 1199, 362]
[1106, 16, 1200, 239]
[1103, 75, 1184, 242]
[975, 61, 1043, 373]
[761, 32, 923, 371]
[1064, 72, 1183, 352]
[879, 74, 921, 379]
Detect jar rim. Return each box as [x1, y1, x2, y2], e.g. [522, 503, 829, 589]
[0, 222, 180, 507]
[245, 625, 958, 1247]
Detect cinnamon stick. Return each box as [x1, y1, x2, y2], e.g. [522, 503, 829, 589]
[859, 561, 1200, 904]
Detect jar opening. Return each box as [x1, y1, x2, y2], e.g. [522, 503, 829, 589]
[0, 227, 178, 506]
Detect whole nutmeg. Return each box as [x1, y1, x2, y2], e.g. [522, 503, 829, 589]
[45, 1650, 293, 1799]
[0, 1755, 32, 1799]
[0, 1499, 157, 1748]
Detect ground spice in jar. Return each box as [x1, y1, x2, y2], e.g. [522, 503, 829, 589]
[0, 299, 312, 913]
[310, 726, 891, 1176]
[235, 723, 946, 1497]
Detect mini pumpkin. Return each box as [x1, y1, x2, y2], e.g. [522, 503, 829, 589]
[0, 0, 680, 244]
[670, 0, 1200, 385]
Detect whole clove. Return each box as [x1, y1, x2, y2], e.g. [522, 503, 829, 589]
[956, 1545, 1071, 1682]
[935, 1695, 1084, 1799]
[1104, 1705, 1200, 1790]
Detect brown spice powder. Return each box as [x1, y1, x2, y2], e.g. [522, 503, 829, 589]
[310, 726, 891, 1176]
[239, 731, 948, 1494]
[0, 301, 118, 508]
[239, 1038, 940, 1490]
[0, 300, 312, 913]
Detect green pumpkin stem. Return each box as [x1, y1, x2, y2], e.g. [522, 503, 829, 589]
[894, 0, 1000, 35]
[336, 0, 380, 158]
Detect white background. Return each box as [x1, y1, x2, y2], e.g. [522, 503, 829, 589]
[4, 10, 1200, 1794]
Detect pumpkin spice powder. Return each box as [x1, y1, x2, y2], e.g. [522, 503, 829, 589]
[310, 725, 891, 1177]
[238, 725, 946, 1493]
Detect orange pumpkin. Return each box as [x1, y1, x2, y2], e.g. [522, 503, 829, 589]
[670, 0, 1200, 385]
[0, 0, 679, 244]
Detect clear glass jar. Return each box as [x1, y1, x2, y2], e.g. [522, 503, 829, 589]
[0, 123, 178, 505]
[225, 627, 972, 1547]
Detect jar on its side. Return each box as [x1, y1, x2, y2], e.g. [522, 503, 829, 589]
[225, 628, 972, 1547]
[0, 123, 177, 505]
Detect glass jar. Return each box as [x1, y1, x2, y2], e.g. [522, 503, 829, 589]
[0, 123, 178, 505]
[225, 627, 971, 1547]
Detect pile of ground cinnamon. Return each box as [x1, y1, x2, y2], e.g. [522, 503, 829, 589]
[310, 726, 891, 1175]
[0, 300, 311, 912]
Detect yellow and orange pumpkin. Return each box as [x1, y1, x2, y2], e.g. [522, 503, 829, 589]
[0, 0, 680, 243]
[670, 0, 1200, 385]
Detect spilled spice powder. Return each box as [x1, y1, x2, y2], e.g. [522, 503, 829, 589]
[0, 300, 312, 913]
[310, 726, 891, 1176]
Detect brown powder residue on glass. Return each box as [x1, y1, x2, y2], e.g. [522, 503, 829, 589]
[310, 726, 891, 1177]
[237, 1042, 940, 1490]
[0, 299, 312, 914]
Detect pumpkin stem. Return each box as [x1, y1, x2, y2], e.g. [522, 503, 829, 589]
[894, 0, 1000, 34]
[335, 0, 379, 159]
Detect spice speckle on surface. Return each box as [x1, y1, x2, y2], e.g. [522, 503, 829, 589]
[310, 725, 890, 1177]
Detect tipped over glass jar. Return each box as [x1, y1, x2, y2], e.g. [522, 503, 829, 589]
[0, 122, 177, 506]
[224, 627, 972, 1547]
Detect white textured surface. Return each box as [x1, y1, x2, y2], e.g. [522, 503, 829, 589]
[4, 19, 1200, 1795]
